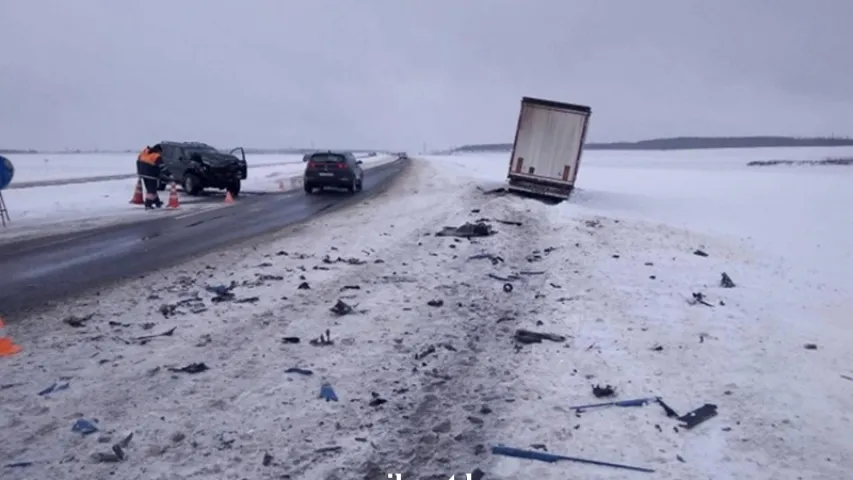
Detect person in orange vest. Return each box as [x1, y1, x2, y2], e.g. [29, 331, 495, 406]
[136, 144, 170, 209]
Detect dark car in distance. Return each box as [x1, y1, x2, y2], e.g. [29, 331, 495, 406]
[157, 141, 247, 196]
[303, 151, 363, 194]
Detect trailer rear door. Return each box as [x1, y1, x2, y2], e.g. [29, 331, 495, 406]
[510, 100, 589, 184]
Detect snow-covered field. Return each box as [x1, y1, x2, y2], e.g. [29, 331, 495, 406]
[2, 148, 852, 479]
[0, 154, 397, 242]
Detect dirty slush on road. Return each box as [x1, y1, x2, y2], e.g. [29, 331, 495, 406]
[1, 161, 579, 479]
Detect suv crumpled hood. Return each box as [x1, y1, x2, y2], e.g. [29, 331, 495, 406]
[197, 152, 243, 168]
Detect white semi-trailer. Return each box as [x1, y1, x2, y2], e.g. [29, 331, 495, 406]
[506, 96, 592, 201]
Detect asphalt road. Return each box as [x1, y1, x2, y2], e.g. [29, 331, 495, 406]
[0, 158, 410, 319]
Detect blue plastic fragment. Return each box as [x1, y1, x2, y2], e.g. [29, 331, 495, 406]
[570, 396, 659, 412]
[319, 382, 338, 402]
[71, 419, 98, 435]
[491, 445, 655, 473]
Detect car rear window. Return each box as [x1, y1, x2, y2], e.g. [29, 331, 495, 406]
[310, 154, 345, 163]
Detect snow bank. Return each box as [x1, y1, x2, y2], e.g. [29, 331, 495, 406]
[2, 149, 851, 479]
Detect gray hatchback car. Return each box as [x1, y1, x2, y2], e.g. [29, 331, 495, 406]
[303, 151, 364, 194]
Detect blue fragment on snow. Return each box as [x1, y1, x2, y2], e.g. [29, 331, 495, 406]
[71, 419, 98, 435]
[319, 382, 338, 402]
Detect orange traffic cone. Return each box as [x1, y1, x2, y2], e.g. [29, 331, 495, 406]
[224, 190, 235, 204]
[129, 178, 144, 205]
[166, 182, 180, 209]
[0, 317, 22, 357]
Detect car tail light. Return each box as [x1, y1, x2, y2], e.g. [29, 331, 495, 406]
[337, 162, 346, 169]
[307, 161, 316, 168]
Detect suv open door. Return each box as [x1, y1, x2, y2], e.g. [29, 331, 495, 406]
[228, 147, 245, 162]
[228, 147, 247, 180]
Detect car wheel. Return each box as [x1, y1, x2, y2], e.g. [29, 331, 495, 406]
[182, 173, 202, 195]
[347, 177, 356, 193]
[227, 179, 241, 197]
[304, 183, 313, 194]
[356, 177, 363, 192]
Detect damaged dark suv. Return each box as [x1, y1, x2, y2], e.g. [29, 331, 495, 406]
[157, 141, 247, 196]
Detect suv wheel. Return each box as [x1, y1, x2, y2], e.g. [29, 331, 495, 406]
[347, 177, 357, 193]
[356, 177, 363, 192]
[183, 173, 202, 195]
[304, 183, 313, 194]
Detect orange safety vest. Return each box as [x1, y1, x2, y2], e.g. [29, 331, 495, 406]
[137, 148, 161, 165]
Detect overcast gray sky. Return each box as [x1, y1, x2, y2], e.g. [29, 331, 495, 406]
[1, 0, 851, 151]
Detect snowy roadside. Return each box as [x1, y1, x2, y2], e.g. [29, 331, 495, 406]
[2, 156, 851, 479]
[0, 158, 532, 479]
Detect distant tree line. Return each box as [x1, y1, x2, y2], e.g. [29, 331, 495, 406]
[452, 136, 853, 153]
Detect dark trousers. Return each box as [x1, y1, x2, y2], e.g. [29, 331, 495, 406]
[141, 177, 160, 199]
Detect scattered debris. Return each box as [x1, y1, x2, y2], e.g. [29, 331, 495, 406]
[436, 222, 496, 238]
[158, 303, 178, 317]
[650, 344, 664, 352]
[205, 282, 238, 302]
[677, 403, 718, 429]
[491, 445, 654, 474]
[168, 362, 209, 374]
[688, 292, 714, 307]
[309, 330, 334, 346]
[427, 299, 444, 307]
[514, 329, 566, 344]
[693, 249, 709, 257]
[135, 327, 176, 344]
[592, 385, 616, 398]
[38, 381, 70, 396]
[804, 343, 818, 350]
[234, 296, 260, 304]
[285, 367, 313, 376]
[322, 255, 366, 265]
[330, 299, 354, 316]
[720, 272, 736, 288]
[282, 336, 301, 344]
[63, 313, 94, 328]
[468, 253, 504, 265]
[840, 374, 853, 382]
[316, 446, 343, 454]
[257, 273, 284, 281]
[341, 285, 361, 291]
[72, 419, 99, 435]
[368, 392, 387, 407]
[319, 382, 338, 402]
[297, 281, 311, 290]
[93, 432, 134, 462]
[488, 273, 520, 282]
[4, 462, 33, 469]
[494, 219, 522, 226]
[262, 452, 274, 466]
[520, 270, 545, 275]
[502, 283, 513, 293]
[416, 345, 436, 360]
